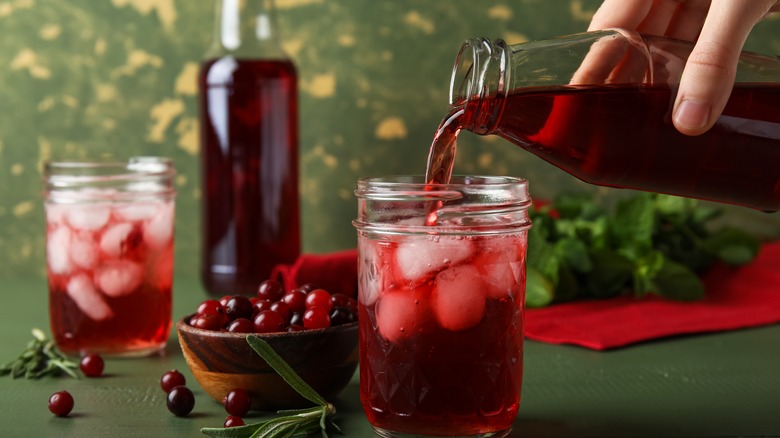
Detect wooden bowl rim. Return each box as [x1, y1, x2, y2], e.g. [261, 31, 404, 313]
[176, 314, 358, 341]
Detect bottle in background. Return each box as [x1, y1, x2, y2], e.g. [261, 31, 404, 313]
[200, 0, 300, 296]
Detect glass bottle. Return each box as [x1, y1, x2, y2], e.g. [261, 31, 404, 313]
[443, 29, 780, 212]
[200, 0, 300, 296]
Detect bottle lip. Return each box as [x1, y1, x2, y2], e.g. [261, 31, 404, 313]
[449, 38, 508, 107]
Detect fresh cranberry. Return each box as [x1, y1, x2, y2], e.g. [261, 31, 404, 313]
[257, 279, 285, 302]
[197, 299, 224, 316]
[79, 353, 104, 377]
[331, 293, 358, 312]
[219, 295, 233, 307]
[298, 283, 318, 293]
[48, 391, 74, 417]
[160, 370, 186, 393]
[224, 415, 245, 427]
[225, 296, 253, 321]
[282, 290, 307, 313]
[190, 314, 224, 331]
[252, 299, 273, 317]
[227, 318, 254, 333]
[306, 289, 333, 312]
[270, 301, 291, 323]
[253, 310, 286, 333]
[304, 307, 331, 330]
[224, 388, 252, 417]
[167, 386, 195, 417]
[289, 312, 304, 327]
[330, 306, 356, 326]
[287, 324, 304, 333]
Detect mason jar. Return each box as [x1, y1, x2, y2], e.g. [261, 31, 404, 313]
[353, 175, 532, 438]
[43, 157, 176, 357]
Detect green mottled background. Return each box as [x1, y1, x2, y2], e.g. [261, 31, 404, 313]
[1, 0, 779, 283]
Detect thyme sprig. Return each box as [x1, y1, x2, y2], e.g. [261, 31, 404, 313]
[0, 328, 78, 379]
[201, 336, 342, 438]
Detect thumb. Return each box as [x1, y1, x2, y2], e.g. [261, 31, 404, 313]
[673, 0, 773, 136]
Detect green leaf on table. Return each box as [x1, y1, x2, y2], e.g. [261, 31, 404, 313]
[525, 267, 555, 308]
[555, 237, 592, 273]
[703, 227, 760, 266]
[585, 249, 634, 299]
[653, 258, 705, 301]
[611, 194, 655, 248]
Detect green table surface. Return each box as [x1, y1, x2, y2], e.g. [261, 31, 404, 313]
[2, 275, 780, 438]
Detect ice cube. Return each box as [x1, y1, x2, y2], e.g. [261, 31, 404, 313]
[376, 286, 430, 343]
[45, 203, 67, 226]
[143, 202, 174, 249]
[69, 231, 98, 270]
[100, 222, 140, 258]
[432, 264, 486, 331]
[67, 274, 114, 321]
[114, 202, 160, 222]
[395, 236, 473, 282]
[358, 239, 381, 306]
[95, 260, 143, 297]
[47, 227, 73, 274]
[474, 237, 526, 299]
[66, 204, 110, 231]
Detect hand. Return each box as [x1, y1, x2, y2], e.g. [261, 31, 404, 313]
[589, 0, 780, 136]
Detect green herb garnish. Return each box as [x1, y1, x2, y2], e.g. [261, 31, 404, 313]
[0, 328, 78, 379]
[526, 192, 760, 307]
[201, 336, 342, 438]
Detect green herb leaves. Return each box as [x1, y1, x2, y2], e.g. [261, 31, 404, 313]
[526, 193, 760, 307]
[201, 336, 341, 438]
[0, 328, 78, 379]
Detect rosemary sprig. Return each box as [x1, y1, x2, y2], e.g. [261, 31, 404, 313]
[201, 336, 342, 438]
[0, 328, 78, 379]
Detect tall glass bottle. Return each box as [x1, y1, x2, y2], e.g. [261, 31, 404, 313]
[200, 0, 300, 296]
[436, 29, 780, 212]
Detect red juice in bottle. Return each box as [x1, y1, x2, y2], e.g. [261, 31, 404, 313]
[199, 57, 300, 296]
[496, 83, 780, 211]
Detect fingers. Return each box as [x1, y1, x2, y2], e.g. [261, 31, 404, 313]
[636, 0, 685, 35]
[664, 0, 710, 40]
[672, 0, 775, 135]
[588, 0, 653, 30]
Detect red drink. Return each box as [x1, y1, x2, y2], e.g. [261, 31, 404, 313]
[355, 176, 531, 437]
[44, 161, 175, 357]
[199, 58, 300, 296]
[432, 84, 780, 212]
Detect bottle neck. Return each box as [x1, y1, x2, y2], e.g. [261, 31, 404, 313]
[208, 0, 287, 59]
[449, 38, 508, 135]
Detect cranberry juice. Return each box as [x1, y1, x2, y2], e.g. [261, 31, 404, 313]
[433, 83, 780, 211]
[358, 233, 526, 436]
[45, 198, 174, 356]
[200, 58, 300, 296]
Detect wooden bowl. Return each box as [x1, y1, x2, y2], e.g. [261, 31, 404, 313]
[177, 315, 359, 411]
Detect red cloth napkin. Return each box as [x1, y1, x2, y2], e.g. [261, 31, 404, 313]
[525, 241, 780, 350]
[270, 249, 358, 298]
[272, 242, 780, 350]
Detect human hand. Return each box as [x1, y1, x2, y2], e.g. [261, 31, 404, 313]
[589, 0, 780, 136]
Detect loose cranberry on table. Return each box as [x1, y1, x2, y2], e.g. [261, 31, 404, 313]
[48, 391, 74, 417]
[224, 415, 245, 428]
[80, 353, 104, 377]
[167, 386, 195, 417]
[160, 370, 187, 393]
[224, 388, 252, 417]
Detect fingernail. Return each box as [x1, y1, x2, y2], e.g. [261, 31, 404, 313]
[674, 99, 710, 131]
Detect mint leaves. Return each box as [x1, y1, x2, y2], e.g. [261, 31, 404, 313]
[201, 336, 341, 438]
[526, 193, 760, 308]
